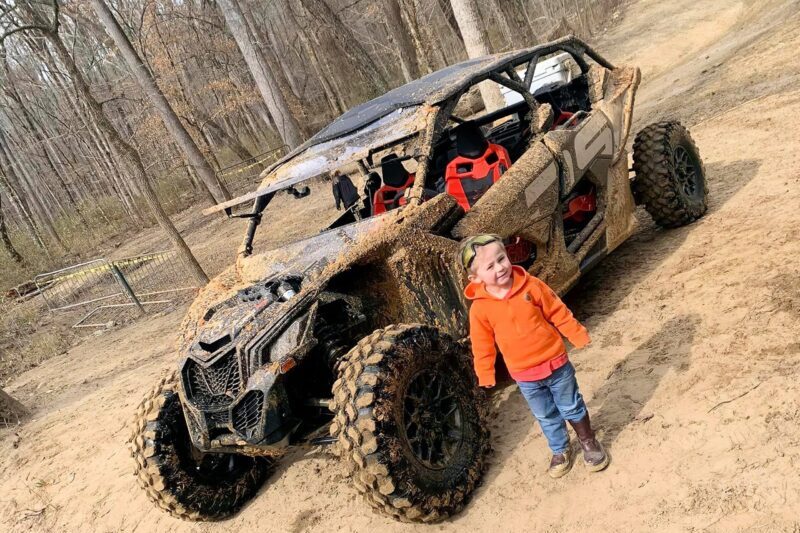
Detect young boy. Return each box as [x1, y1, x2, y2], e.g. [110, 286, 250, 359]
[459, 234, 609, 478]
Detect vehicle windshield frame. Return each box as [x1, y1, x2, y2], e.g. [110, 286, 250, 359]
[235, 105, 439, 256]
[259, 105, 429, 193]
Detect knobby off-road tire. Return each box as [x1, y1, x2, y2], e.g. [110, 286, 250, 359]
[129, 371, 270, 521]
[632, 121, 708, 227]
[329, 324, 491, 523]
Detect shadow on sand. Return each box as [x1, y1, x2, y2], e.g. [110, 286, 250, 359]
[587, 313, 700, 449]
[565, 158, 761, 326]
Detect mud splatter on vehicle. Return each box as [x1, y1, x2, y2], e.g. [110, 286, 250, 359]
[130, 36, 707, 523]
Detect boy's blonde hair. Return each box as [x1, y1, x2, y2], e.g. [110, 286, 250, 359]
[457, 234, 503, 272]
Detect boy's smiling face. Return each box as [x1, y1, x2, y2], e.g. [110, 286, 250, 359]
[468, 241, 513, 290]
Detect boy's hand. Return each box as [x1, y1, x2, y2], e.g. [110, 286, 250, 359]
[570, 329, 591, 349]
[481, 384, 495, 389]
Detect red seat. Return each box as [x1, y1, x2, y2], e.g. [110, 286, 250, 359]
[552, 111, 574, 128]
[445, 123, 512, 211]
[372, 154, 414, 215]
[563, 190, 596, 223]
[373, 174, 414, 215]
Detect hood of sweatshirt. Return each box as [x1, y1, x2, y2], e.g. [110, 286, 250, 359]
[464, 265, 529, 301]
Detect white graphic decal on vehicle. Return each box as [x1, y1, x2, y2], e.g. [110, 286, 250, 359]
[573, 113, 614, 170]
[524, 161, 558, 218]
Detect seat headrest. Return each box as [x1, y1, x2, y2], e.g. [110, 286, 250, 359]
[455, 123, 489, 159]
[365, 171, 381, 189]
[380, 154, 410, 188]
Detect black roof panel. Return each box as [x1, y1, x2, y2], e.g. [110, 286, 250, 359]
[276, 36, 604, 161]
[308, 54, 513, 145]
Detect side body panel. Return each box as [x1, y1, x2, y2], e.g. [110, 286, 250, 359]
[595, 66, 641, 252]
[450, 65, 640, 294]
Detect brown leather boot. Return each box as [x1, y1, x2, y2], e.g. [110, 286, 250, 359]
[569, 415, 609, 472]
[548, 448, 573, 479]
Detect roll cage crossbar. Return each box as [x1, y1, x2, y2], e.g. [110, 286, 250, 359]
[217, 36, 614, 256]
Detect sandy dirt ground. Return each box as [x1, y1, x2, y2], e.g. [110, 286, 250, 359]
[2, 0, 800, 531]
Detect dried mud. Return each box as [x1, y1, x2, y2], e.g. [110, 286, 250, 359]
[3, 1, 800, 531]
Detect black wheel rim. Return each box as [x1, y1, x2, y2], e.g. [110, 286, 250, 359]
[672, 145, 702, 200]
[402, 369, 465, 470]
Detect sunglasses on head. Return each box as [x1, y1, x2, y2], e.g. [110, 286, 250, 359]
[460, 234, 501, 270]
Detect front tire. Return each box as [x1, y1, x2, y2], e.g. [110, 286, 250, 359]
[330, 324, 491, 523]
[129, 372, 270, 521]
[632, 121, 708, 227]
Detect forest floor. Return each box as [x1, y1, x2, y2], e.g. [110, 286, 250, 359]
[2, 0, 800, 531]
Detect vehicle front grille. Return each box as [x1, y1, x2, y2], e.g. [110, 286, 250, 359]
[185, 350, 241, 409]
[205, 409, 230, 426]
[232, 390, 264, 441]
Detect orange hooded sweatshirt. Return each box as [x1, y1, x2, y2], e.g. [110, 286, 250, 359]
[465, 266, 590, 387]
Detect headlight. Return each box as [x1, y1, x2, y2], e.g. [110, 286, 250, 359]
[276, 280, 297, 301]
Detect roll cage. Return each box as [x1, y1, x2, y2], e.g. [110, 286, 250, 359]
[202, 36, 615, 257]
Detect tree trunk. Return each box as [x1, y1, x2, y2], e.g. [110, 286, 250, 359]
[484, 0, 515, 52]
[241, 5, 310, 137]
[449, 0, 506, 112]
[4, 132, 69, 228]
[90, 0, 230, 204]
[216, 0, 305, 149]
[0, 192, 25, 266]
[297, 17, 347, 115]
[506, 0, 539, 44]
[40, 17, 209, 285]
[0, 389, 28, 426]
[383, 0, 422, 83]
[38, 37, 146, 226]
[407, 0, 457, 70]
[0, 132, 64, 255]
[2, 54, 87, 226]
[437, 0, 465, 42]
[0, 167, 47, 253]
[150, 15, 257, 166]
[397, 1, 432, 73]
[297, 0, 389, 96]
[263, 17, 302, 97]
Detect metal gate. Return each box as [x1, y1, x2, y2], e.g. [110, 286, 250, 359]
[34, 251, 200, 328]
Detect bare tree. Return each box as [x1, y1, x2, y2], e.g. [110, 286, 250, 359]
[0, 164, 47, 254]
[482, 0, 515, 52]
[284, 1, 348, 115]
[383, 0, 422, 83]
[0, 129, 64, 256]
[449, 0, 505, 111]
[2, 57, 83, 223]
[89, 0, 230, 204]
[216, 0, 305, 149]
[240, 4, 309, 137]
[437, 0, 464, 41]
[0, 192, 24, 265]
[298, 0, 389, 94]
[2, 1, 209, 285]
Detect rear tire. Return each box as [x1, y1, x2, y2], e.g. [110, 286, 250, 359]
[632, 121, 708, 227]
[129, 372, 270, 521]
[330, 324, 491, 523]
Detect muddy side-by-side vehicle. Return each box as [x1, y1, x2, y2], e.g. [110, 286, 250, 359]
[130, 36, 707, 522]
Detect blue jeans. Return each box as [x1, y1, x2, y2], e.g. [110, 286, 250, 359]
[517, 362, 588, 455]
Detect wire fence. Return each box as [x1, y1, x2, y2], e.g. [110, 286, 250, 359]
[34, 251, 200, 329]
[216, 146, 287, 195]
